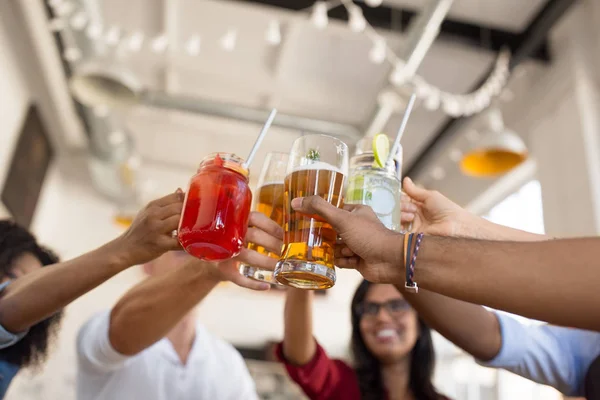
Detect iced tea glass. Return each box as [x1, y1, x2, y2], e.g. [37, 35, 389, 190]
[239, 152, 288, 284]
[274, 135, 348, 289]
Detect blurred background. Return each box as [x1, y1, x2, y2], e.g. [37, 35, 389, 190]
[1, 0, 598, 398]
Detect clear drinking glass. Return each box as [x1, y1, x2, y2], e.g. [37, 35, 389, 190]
[239, 152, 289, 284]
[274, 134, 349, 290]
[346, 140, 403, 232]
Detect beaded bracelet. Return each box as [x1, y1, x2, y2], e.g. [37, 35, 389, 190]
[404, 232, 424, 293]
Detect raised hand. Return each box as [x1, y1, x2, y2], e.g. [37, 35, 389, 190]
[401, 177, 472, 237]
[115, 189, 185, 266]
[211, 211, 284, 291]
[289, 197, 403, 285]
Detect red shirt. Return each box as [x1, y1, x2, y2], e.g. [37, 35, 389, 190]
[276, 342, 451, 400]
[276, 342, 363, 400]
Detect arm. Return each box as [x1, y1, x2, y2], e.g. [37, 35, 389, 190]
[290, 195, 600, 332]
[282, 288, 316, 365]
[0, 191, 183, 334]
[108, 260, 219, 355]
[411, 235, 600, 332]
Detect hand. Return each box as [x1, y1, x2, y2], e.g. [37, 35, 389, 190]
[114, 189, 184, 266]
[211, 211, 284, 291]
[290, 197, 403, 284]
[401, 177, 473, 237]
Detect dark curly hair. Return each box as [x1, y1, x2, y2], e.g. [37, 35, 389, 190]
[351, 280, 443, 400]
[0, 219, 64, 369]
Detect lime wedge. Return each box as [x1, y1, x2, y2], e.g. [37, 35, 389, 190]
[372, 133, 390, 168]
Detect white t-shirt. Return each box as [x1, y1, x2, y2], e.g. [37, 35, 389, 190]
[76, 311, 258, 400]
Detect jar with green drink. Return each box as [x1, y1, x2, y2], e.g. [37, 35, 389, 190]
[345, 134, 403, 232]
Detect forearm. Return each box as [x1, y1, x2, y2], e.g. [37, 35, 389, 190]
[109, 261, 219, 355]
[412, 236, 600, 331]
[399, 287, 501, 360]
[0, 240, 130, 332]
[468, 214, 549, 242]
[283, 288, 316, 365]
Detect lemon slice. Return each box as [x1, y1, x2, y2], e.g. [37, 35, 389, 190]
[372, 133, 390, 168]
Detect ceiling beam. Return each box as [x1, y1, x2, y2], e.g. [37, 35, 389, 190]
[232, 0, 551, 62]
[404, 0, 577, 180]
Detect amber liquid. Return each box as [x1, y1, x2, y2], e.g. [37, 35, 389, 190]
[277, 168, 345, 289]
[247, 183, 285, 258]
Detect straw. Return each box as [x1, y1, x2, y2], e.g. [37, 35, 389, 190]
[243, 108, 278, 169]
[386, 93, 417, 168]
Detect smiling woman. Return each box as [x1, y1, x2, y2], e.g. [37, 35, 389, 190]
[277, 280, 449, 400]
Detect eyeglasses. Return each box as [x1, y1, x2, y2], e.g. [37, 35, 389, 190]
[355, 299, 412, 318]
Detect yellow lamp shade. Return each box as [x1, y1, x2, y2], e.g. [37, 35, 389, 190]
[460, 109, 528, 178]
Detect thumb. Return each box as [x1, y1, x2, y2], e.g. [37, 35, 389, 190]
[403, 177, 429, 203]
[291, 196, 347, 231]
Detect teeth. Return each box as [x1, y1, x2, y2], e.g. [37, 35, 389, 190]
[376, 329, 397, 338]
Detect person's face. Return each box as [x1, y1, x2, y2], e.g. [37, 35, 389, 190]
[358, 284, 419, 364]
[1, 252, 43, 284]
[143, 250, 191, 277]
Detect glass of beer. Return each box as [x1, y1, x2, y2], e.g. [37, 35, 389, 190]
[274, 134, 349, 290]
[239, 152, 288, 284]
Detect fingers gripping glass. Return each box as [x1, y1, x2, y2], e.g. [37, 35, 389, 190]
[356, 299, 412, 318]
[274, 134, 349, 290]
[239, 152, 289, 284]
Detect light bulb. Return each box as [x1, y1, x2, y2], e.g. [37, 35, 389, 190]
[128, 32, 144, 52]
[365, 0, 383, 6]
[368, 37, 386, 64]
[443, 96, 462, 117]
[70, 11, 88, 30]
[348, 6, 366, 33]
[424, 91, 441, 111]
[221, 29, 237, 52]
[151, 34, 168, 53]
[449, 149, 462, 162]
[105, 26, 121, 46]
[266, 20, 281, 46]
[431, 167, 446, 181]
[311, 2, 328, 30]
[390, 61, 408, 86]
[185, 35, 201, 56]
[86, 23, 102, 39]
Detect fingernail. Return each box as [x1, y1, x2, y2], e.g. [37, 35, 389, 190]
[176, 188, 183, 194]
[291, 198, 303, 209]
[259, 283, 270, 291]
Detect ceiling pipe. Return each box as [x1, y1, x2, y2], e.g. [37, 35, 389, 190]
[362, 0, 453, 137]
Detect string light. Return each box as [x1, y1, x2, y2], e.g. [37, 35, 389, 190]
[151, 34, 168, 53]
[265, 20, 282, 46]
[368, 37, 386, 64]
[348, 6, 366, 33]
[311, 1, 329, 30]
[86, 23, 103, 40]
[220, 29, 237, 52]
[63, 47, 82, 62]
[105, 26, 121, 46]
[185, 34, 201, 56]
[61, 2, 511, 118]
[127, 32, 144, 52]
[70, 11, 88, 30]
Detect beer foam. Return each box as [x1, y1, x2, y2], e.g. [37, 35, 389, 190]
[292, 161, 345, 175]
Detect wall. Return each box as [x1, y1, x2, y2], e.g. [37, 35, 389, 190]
[0, 1, 31, 218]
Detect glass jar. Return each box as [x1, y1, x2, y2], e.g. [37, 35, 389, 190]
[345, 149, 402, 232]
[178, 153, 252, 261]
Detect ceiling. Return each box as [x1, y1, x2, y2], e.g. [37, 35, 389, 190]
[51, 0, 566, 204]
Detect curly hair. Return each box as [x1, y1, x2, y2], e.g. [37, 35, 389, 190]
[0, 219, 64, 368]
[350, 280, 443, 400]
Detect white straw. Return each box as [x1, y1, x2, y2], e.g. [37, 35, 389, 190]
[243, 108, 278, 169]
[386, 93, 416, 167]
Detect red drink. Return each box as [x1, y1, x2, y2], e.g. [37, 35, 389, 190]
[178, 153, 252, 261]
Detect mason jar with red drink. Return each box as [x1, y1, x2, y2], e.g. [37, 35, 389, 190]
[178, 153, 252, 261]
